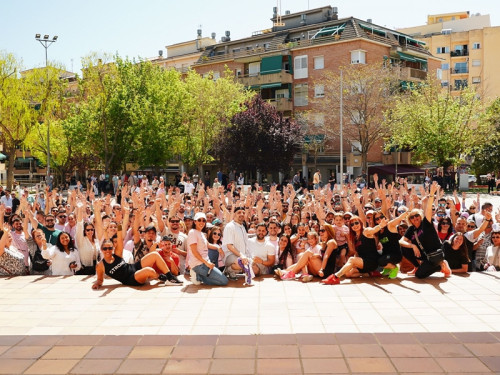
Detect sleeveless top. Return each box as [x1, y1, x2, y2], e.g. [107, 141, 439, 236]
[103, 255, 134, 284]
[355, 234, 379, 262]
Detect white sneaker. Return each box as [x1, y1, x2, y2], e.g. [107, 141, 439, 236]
[190, 269, 201, 285]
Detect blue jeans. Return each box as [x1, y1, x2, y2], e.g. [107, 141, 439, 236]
[193, 263, 228, 286]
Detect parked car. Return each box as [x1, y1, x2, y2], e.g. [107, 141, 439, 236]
[468, 175, 477, 183]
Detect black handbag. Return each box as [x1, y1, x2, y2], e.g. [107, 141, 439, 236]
[425, 249, 445, 266]
[32, 249, 50, 272]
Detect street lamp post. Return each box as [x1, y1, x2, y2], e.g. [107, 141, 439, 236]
[35, 34, 58, 178]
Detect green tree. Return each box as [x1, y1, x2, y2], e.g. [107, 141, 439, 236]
[314, 62, 400, 172]
[214, 95, 303, 176]
[0, 52, 66, 189]
[182, 69, 253, 173]
[470, 97, 500, 174]
[385, 77, 489, 169]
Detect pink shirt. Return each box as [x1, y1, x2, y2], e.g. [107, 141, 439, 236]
[187, 229, 209, 268]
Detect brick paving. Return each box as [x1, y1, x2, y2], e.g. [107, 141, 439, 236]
[1, 272, 500, 374]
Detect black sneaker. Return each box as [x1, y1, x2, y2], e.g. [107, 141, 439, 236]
[164, 272, 183, 286]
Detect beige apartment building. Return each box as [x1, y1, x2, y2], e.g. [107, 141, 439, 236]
[398, 11, 500, 99]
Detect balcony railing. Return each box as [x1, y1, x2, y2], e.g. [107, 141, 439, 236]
[236, 70, 292, 87]
[451, 68, 469, 74]
[400, 66, 427, 81]
[450, 50, 469, 57]
[268, 98, 293, 112]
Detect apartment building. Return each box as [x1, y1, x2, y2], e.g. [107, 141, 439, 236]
[192, 6, 439, 182]
[398, 11, 500, 99]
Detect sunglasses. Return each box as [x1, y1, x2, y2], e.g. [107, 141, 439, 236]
[467, 224, 476, 228]
[58, 215, 67, 219]
[101, 247, 113, 251]
[213, 232, 221, 236]
[491, 236, 500, 239]
[319, 229, 326, 233]
[441, 222, 450, 225]
[409, 215, 420, 220]
[46, 219, 55, 222]
[197, 219, 207, 222]
[170, 220, 180, 223]
[350, 221, 360, 227]
[374, 216, 384, 221]
[85, 228, 95, 232]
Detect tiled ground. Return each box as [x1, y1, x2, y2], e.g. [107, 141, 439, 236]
[1, 272, 500, 374]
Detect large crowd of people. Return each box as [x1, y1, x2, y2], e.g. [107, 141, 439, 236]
[0, 172, 499, 290]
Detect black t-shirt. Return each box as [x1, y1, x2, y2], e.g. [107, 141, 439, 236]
[404, 217, 442, 255]
[379, 229, 401, 256]
[443, 242, 469, 270]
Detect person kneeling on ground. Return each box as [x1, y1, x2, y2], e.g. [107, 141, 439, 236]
[92, 223, 182, 289]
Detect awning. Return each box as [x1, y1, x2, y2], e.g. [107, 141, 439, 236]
[312, 23, 346, 39]
[260, 56, 282, 75]
[304, 134, 325, 144]
[398, 52, 416, 62]
[260, 82, 282, 89]
[369, 164, 424, 176]
[359, 23, 386, 37]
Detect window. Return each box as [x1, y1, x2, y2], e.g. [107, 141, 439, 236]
[473, 42, 481, 49]
[472, 59, 481, 67]
[294, 55, 308, 79]
[454, 62, 468, 73]
[212, 71, 220, 81]
[454, 79, 468, 90]
[314, 84, 325, 98]
[351, 50, 366, 64]
[472, 77, 481, 84]
[235, 69, 242, 77]
[351, 141, 361, 154]
[436, 46, 450, 54]
[441, 63, 449, 70]
[313, 56, 324, 70]
[275, 89, 289, 99]
[294, 84, 308, 106]
[436, 69, 442, 80]
[441, 80, 449, 87]
[248, 62, 260, 76]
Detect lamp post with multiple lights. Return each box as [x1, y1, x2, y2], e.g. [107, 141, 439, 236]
[35, 34, 58, 178]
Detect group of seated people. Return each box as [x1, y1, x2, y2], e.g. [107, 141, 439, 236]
[0, 176, 499, 290]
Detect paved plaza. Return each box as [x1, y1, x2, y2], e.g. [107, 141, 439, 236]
[1, 271, 500, 374]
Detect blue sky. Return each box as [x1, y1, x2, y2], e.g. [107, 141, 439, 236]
[1, 0, 499, 73]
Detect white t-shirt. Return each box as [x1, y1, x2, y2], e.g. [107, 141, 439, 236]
[222, 221, 249, 258]
[248, 238, 275, 261]
[187, 229, 209, 268]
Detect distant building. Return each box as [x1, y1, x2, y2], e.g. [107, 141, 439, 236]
[398, 11, 500, 99]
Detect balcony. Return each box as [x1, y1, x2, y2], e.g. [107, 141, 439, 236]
[268, 98, 293, 112]
[451, 68, 469, 74]
[450, 50, 469, 57]
[399, 66, 427, 81]
[237, 70, 292, 87]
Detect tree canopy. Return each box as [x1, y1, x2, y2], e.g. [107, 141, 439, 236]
[214, 95, 303, 176]
[384, 77, 490, 169]
[314, 62, 400, 172]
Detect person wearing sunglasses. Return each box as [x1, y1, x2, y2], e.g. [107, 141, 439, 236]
[322, 216, 379, 284]
[437, 217, 454, 242]
[484, 230, 500, 271]
[187, 212, 228, 286]
[92, 223, 182, 289]
[399, 182, 452, 278]
[74, 201, 101, 275]
[207, 226, 225, 271]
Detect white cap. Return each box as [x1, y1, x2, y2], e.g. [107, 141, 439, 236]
[193, 212, 207, 221]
